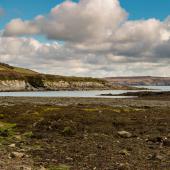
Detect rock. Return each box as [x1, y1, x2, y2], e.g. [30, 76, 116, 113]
[118, 131, 132, 138]
[155, 154, 164, 161]
[39, 166, 46, 170]
[167, 133, 170, 138]
[117, 163, 130, 170]
[146, 136, 163, 143]
[119, 149, 130, 156]
[147, 153, 164, 161]
[9, 143, 16, 148]
[14, 135, 22, 140]
[19, 166, 32, 170]
[10, 152, 25, 159]
[66, 157, 73, 161]
[146, 154, 153, 160]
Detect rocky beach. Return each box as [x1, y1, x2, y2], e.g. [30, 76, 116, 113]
[0, 95, 170, 170]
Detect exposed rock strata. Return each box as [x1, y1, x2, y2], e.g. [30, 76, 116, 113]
[0, 80, 109, 91]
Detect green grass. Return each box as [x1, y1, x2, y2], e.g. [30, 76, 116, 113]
[0, 122, 16, 132]
[0, 121, 16, 139]
[13, 67, 38, 75]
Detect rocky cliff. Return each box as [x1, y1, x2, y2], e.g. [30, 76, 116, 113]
[0, 80, 34, 91]
[0, 79, 110, 91]
[43, 80, 106, 90]
[0, 63, 113, 91]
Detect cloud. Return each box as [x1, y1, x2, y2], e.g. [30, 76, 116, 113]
[0, 36, 170, 77]
[3, 0, 127, 42]
[1, 0, 170, 76]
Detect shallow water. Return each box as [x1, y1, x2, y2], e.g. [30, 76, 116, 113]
[0, 86, 169, 98]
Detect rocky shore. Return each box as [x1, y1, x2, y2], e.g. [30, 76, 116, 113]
[100, 91, 170, 100]
[0, 96, 170, 169]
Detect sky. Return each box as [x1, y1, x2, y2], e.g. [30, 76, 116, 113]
[0, 0, 170, 77]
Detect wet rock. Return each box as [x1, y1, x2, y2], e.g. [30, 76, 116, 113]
[118, 131, 132, 138]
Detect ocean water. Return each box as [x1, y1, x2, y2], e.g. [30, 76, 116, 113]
[0, 86, 169, 98]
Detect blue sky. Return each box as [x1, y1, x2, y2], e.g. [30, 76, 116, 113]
[0, 0, 170, 29]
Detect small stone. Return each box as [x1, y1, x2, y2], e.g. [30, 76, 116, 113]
[155, 154, 164, 161]
[119, 149, 130, 156]
[10, 152, 25, 159]
[118, 131, 132, 138]
[14, 135, 22, 140]
[19, 166, 32, 170]
[40, 166, 46, 170]
[9, 143, 16, 148]
[117, 163, 130, 170]
[66, 157, 73, 161]
[146, 154, 153, 160]
[147, 153, 164, 161]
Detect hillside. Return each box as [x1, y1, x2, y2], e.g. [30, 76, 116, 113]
[0, 63, 113, 91]
[105, 76, 170, 86]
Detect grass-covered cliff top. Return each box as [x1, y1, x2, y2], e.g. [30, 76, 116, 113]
[0, 63, 106, 84]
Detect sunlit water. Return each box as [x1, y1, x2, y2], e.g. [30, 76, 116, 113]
[0, 86, 169, 98]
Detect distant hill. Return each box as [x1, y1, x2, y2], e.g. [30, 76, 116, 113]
[105, 76, 170, 86]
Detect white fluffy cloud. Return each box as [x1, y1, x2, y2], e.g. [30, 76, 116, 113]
[1, 0, 170, 76]
[3, 0, 127, 42]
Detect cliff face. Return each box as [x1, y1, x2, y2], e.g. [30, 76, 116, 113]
[0, 63, 112, 91]
[0, 80, 29, 91]
[44, 81, 106, 90]
[0, 80, 109, 91]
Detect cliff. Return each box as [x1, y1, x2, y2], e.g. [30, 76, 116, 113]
[0, 63, 111, 91]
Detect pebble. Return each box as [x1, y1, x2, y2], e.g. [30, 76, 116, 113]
[9, 143, 16, 148]
[119, 149, 130, 156]
[118, 131, 132, 138]
[117, 162, 130, 170]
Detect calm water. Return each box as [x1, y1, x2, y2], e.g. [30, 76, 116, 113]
[0, 86, 169, 98]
